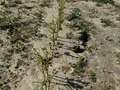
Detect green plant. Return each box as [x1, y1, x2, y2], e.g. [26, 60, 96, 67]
[34, 0, 66, 90]
[35, 22, 58, 90]
[35, 48, 56, 90]
[0, 10, 19, 30]
[72, 56, 87, 74]
[48, 0, 65, 56]
[66, 8, 81, 21]
[66, 8, 90, 32]
[57, 0, 65, 30]
[48, 20, 59, 56]
[89, 70, 97, 82]
[66, 8, 92, 47]
[34, 1, 65, 90]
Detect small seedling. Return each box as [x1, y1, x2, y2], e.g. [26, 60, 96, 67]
[34, 48, 53, 90]
[66, 8, 91, 47]
[89, 70, 97, 82]
[35, 1, 66, 90]
[72, 56, 87, 75]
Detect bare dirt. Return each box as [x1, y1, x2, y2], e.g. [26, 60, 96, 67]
[0, 0, 120, 90]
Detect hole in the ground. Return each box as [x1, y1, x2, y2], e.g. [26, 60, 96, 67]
[72, 46, 85, 53]
[80, 31, 90, 46]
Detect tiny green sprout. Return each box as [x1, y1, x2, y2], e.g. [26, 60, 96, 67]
[72, 56, 87, 74]
[90, 70, 97, 82]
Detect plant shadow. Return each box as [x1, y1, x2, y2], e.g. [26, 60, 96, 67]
[53, 76, 89, 90]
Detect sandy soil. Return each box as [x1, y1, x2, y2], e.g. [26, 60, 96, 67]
[0, 0, 120, 90]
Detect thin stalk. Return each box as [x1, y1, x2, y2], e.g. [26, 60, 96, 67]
[57, 0, 65, 30]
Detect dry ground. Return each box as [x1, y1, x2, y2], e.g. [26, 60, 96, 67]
[0, 0, 120, 90]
